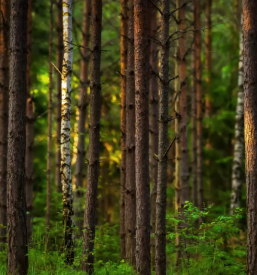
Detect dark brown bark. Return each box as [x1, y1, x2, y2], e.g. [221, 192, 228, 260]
[120, 0, 128, 260]
[148, 0, 159, 268]
[243, 1, 257, 274]
[46, 0, 53, 230]
[26, 0, 34, 240]
[55, 0, 63, 193]
[75, 0, 91, 233]
[0, 0, 9, 245]
[82, 0, 102, 273]
[134, 0, 151, 273]
[7, 0, 28, 273]
[125, 0, 136, 265]
[155, 1, 169, 274]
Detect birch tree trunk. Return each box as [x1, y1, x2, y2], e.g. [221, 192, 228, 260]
[82, 0, 102, 272]
[134, 0, 151, 273]
[7, 0, 28, 273]
[125, 0, 136, 265]
[0, 0, 9, 245]
[230, 16, 244, 214]
[75, 0, 91, 233]
[155, 1, 169, 274]
[120, 0, 128, 260]
[243, 1, 257, 273]
[61, 0, 75, 264]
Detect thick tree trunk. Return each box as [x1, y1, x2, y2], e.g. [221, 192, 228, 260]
[230, 16, 244, 214]
[26, 0, 34, 241]
[7, 0, 28, 273]
[155, 1, 169, 274]
[0, 0, 9, 245]
[120, 0, 127, 260]
[149, 0, 159, 268]
[125, 0, 136, 265]
[75, 0, 91, 233]
[195, 0, 203, 209]
[243, 2, 257, 273]
[61, 0, 75, 265]
[134, 0, 151, 273]
[82, 0, 102, 273]
[46, 0, 53, 230]
[56, 0, 63, 193]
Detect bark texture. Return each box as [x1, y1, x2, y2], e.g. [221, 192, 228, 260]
[26, 0, 34, 241]
[125, 0, 136, 265]
[56, 0, 63, 193]
[155, 1, 169, 274]
[230, 16, 244, 214]
[82, 0, 102, 273]
[75, 0, 91, 232]
[61, 0, 75, 264]
[243, 1, 257, 273]
[120, 0, 127, 260]
[7, 0, 28, 273]
[0, 0, 9, 244]
[134, 0, 151, 273]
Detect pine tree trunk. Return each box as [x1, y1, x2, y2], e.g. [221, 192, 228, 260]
[7, 0, 28, 273]
[0, 0, 9, 245]
[243, 2, 257, 273]
[149, 0, 159, 268]
[125, 0, 136, 265]
[61, 0, 75, 265]
[155, 1, 169, 274]
[230, 16, 244, 214]
[82, 0, 102, 272]
[120, 0, 127, 260]
[75, 0, 91, 233]
[134, 0, 151, 273]
[46, 0, 53, 230]
[26, 0, 34, 241]
[56, 0, 63, 193]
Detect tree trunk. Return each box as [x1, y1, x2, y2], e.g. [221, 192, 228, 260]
[82, 0, 102, 272]
[26, 0, 34, 241]
[125, 0, 136, 265]
[61, 0, 75, 265]
[46, 0, 53, 230]
[149, 0, 159, 268]
[75, 0, 91, 233]
[0, 0, 10, 245]
[7, 0, 28, 273]
[230, 16, 244, 214]
[195, 0, 203, 209]
[56, 0, 63, 193]
[134, 0, 151, 273]
[243, 2, 257, 273]
[155, 1, 169, 274]
[120, 0, 127, 260]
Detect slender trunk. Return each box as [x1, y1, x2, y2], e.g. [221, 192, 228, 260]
[134, 0, 151, 273]
[56, 0, 63, 193]
[243, 1, 257, 273]
[82, 0, 102, 272]
[230, 16, 244, 214]
[46, 0, 53, 230]
[195, 0, 203, 209]
[7, 0, 28, 273]
[149, 0, 159, 268]
[125, 0, 136, 265]
[0, 0, 9, 245]
[26, 0, 34, 241]
[155, 1, 169, 274]
[75, 0, 91, 233]
[61, 0, 75, 265]
[120, 0, 127, 260]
